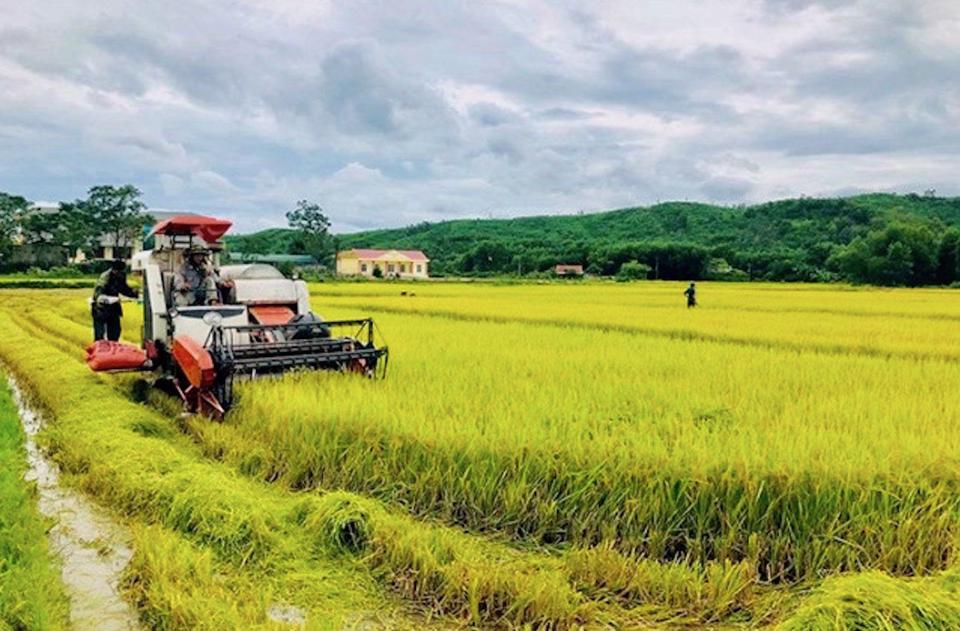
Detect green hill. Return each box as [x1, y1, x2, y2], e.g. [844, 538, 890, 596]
[225, 193, 960, 285]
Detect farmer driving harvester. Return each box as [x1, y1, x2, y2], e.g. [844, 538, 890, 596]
[174, 245, 219, 306]
[85, 213, 388, 417]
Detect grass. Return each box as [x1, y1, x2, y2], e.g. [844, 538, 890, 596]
[309, 280, 960, 361]
[180, 304, 960, 582]
[780, 570, 960, 630]
[5, 281, 960, 627]
[0, 308, 412, 627]
[122, 523, 272, 630]
[0, 375, 69, 630]
[0, 304, 636, 626]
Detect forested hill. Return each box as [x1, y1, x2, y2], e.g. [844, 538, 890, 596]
[226, 193, 960, 285]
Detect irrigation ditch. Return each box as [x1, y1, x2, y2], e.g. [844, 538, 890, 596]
[9, 375, 140, 630]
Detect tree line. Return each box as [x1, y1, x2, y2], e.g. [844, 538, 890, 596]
[0, 186, 334, 273]
[449, 213, 960, 286]
[240, 193, 960, 286]
[0, 185, 152, 270]
[6, 187, 960, 286]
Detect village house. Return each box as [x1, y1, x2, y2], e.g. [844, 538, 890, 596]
[86, 210, 201, 262]
[336, 249, 430, 278]
[554, 264, 584, 277]
[20, 205, 197, 264]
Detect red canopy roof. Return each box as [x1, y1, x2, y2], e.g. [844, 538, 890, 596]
[149, 214, 232, 243]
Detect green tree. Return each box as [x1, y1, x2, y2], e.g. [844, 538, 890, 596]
[829, 218, 938, 286]
[0, 192, 29, 262]
[616, 260, 652, 281]
[878, 240, 913, 286]
[878, 219, 937, 285]
[286, 200, 331, 264]
[459, 240, 511, 274]
[828, 238, 871, 283]
[58, 201, 101, 260]
[84, 185, 152, 258]
[510, 252, 536, 275]
[937, 230, 960, 285]
[20, 204, 82, 264]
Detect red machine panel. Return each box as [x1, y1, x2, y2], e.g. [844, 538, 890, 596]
[171, 336, 216, 389]
[249, 305, 295, 326]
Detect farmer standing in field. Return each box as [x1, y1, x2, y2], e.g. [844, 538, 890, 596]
[174, 245, 220, 306]
[91, 259, 139, 341]
[684, 282, 697, 308]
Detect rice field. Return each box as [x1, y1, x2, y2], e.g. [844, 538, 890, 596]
[1, 280, 960, 628]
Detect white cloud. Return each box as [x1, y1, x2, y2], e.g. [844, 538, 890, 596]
[190, 170, 236, 192]
[158, 173, 185, 196]
[0, 0, 958, 232]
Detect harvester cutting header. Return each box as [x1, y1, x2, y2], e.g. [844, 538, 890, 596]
[86, 214, 388, 417]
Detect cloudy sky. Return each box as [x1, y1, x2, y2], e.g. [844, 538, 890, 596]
[2, 1, 958, 232]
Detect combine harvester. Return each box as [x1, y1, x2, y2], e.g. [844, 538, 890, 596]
[86, 215, 388, 417]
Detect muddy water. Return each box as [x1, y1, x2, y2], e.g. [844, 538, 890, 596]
[10, 377, 141, 630]
[267, 603, 306, 626]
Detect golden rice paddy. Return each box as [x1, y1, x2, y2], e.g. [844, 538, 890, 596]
[2, 280, 960, 628]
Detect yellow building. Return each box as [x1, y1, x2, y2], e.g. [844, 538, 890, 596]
[336, 249, 430, 278]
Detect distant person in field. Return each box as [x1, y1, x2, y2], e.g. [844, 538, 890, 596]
[91, 259, 138, 341]
[684, 282, 697, 308]
[174, 246, 219, 306]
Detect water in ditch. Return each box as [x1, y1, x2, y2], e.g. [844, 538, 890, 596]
[10, 376, 140, 630]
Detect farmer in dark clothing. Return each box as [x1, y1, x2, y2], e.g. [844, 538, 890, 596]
[91, 260, 138, 341]
[684, 282, 697, 308]
[174, 245, 219, 306]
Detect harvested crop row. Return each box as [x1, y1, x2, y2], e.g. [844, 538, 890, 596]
[0, 311, 418, 627]
[0, 376, 69, 630]
[0, 309, 679, 628]
[121, 523, 275, 629]
[779, 570, 960, 630]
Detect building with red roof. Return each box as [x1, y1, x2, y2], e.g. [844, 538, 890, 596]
[336, 248, 430, 278]
[554, 264, 584, 277]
